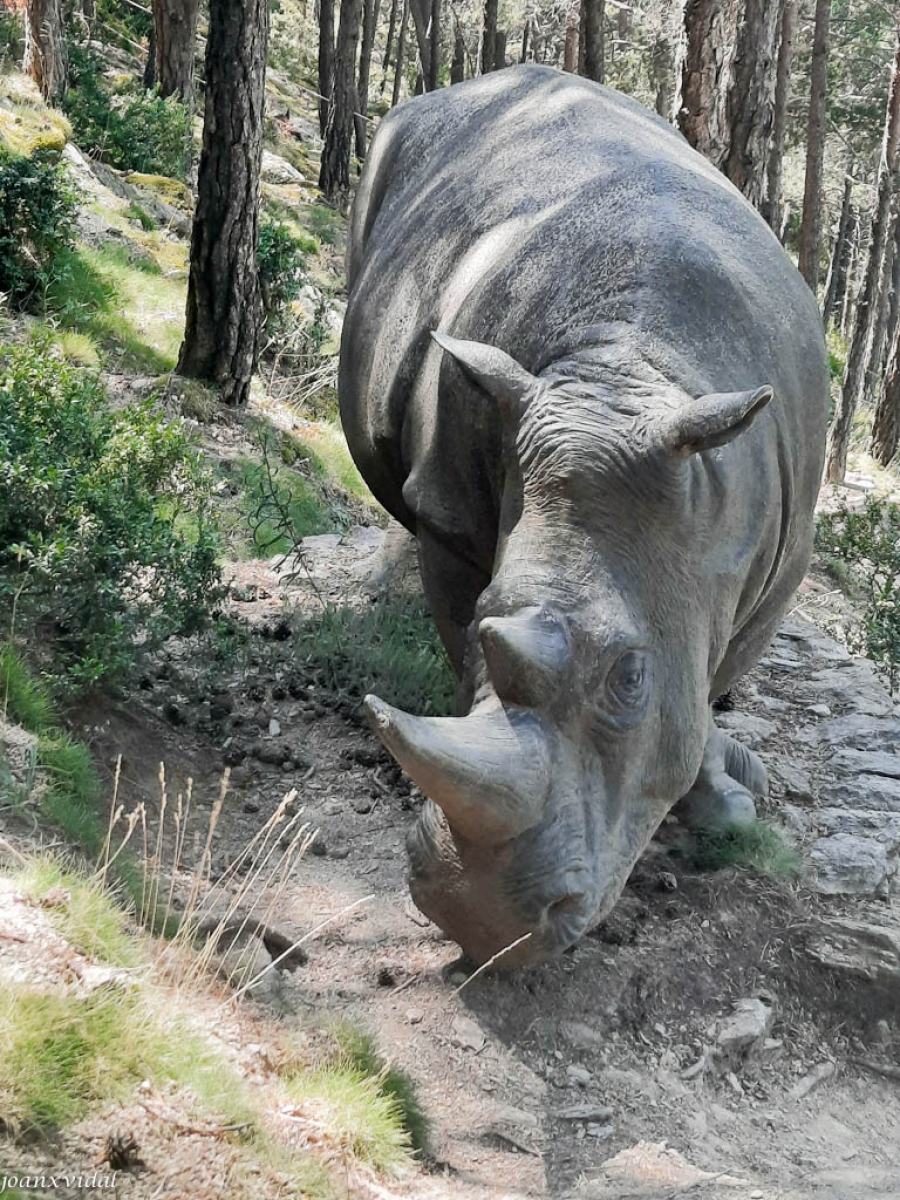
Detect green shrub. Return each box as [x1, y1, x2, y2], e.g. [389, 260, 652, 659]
[0, 343, 223, 690]
[258, 218, 308, 327]
[332, 1023, 429, 1153]
[0, 11, 23, 66]
[816, 495, 900, 691]
[64, 44, 191, 179]
[0, 147, 77, 310]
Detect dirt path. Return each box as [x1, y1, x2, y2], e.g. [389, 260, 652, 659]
[79, 528, 900, 1200]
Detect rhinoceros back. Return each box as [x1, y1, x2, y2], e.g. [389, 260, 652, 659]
[340, 65, 827, 584]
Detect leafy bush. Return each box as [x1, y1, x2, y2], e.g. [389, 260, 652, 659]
[64, 44, 191, 179]
[0, 147, 77, 309]
[0, 343, 222, 690]
[816, 495, 900, 691]
[0, 11, 23, 66]
[258, 218, 308, 327]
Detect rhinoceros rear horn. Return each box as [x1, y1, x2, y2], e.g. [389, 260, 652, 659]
[363, 694, 550, 843]
[431, 332, 538, 414]
[661, 386, 774, 458]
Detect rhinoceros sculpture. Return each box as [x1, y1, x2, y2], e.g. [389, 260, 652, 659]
[339, 65, 829, 967]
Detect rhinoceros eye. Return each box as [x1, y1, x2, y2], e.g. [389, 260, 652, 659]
[606, 651, 648, 712]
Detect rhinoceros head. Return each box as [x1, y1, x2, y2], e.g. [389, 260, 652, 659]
[365, 334, 773, 967]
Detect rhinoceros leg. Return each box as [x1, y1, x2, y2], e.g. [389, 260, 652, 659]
[416, 527, 490, 682]
[673, 716, 764, 831]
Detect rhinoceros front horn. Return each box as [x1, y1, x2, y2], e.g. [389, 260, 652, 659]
[363, 696, 550, 843]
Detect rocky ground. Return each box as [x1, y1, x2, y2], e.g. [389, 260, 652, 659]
[36, 518, 896, 1200]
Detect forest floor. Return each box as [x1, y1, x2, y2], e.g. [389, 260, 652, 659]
[2, 51, 900, 1200]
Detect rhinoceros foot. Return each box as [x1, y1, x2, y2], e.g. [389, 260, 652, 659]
[674, 724, 764, 831]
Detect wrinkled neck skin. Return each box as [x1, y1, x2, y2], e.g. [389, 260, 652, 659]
[408, 352, 719, 967]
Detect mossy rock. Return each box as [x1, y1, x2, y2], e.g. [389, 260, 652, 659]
[124, 172, 194, 213]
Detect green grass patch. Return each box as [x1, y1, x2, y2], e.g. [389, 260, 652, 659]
[15, 858, 139, 967]
[0, 983, 251, 1137]
[690, 820, 799, 877]
[332, 1023, 429, 1154]
[37, 733, 103, 853]
[294, 595, 455, 717]
[281, 1065, 412, 1174]
[47, 243, 185, 372]
[0, 645, 56, 732]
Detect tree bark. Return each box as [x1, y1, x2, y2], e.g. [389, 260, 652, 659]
[382, 0, 400, 89]
[796, 0, 832, 291]
[520, 19, 529, 63]
[409, 0, 433, 85]
[451, 21, 465, 82]
[318, 0, 335, 135]
[177, 0, 268, 408]
[24, 0, 67, 101]
[651, 34, 673, 118]
[151, 0, 201, 102]
[581, 0, 604, 84]
[355, 0, 381, 156]
[428, 0, 441, 87]
[761, 0, 797, 232]
[480, 0, 498, 72]
[563, 8, 578, 73]
[677, 0, 781, 210]
[319, 0, 364, 200]
[144, 19, 157, 89]
[822, 175, 855, 329]
[864, 209, 900, 406]
[871, 334, 900, 465]
[826, 32, 900, 483]
[493, 28, 506, 71]
[391, 0, 409, 105]
[841, 214, 862, 339]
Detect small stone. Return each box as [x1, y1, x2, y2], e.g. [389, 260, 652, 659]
[451, 1014, 486, 1052]
[807, 704, 831, 718]
[716, 998, 773, 1061]
[873, 1019, 892, 1046]
[242, 798, 261, 814]
[269, 718, 281, 737]
[587, 1123, 614, 1139]
[406, 1008, 425, 1025]
[789, 1060, 835, 1100]
[716, 712, 777, 748]
[353, 797, 373, 814]
[310, 839, 327, 857]
[659, 871, 678, 892]
[561, 1021, 604, 1049]
[330, 845, 350, 860]
[566, 1064, 592, 1087]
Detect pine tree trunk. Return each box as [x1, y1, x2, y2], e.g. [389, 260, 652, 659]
[24, 0, 67, 101]
[381, 0, 400, 89]
[796, 0, 832, 291]
[826, 33, 900, 483]
[761, 0, 797, 232]
[578, 0, 586, 73]
[493, 28, 506, 70]
[319, 0, 363, 200]
[864, 210, 900, 406]
[451, 21, 465, 82]
[651, 34, 673, 118]
[871, 327, 900, 465]
[177, 0, 268, 408]
[144, 19, 157, 89]
[318, 0, 335, 135]
[428, 0, 441, 87]
[520, 19, 529, 62]
[841, 216, 862, 339]
[151, 0, 201, 102]
[391, 0, 409, 105]
[563, 8, 578, 73]
[481, 0, 498, 72]
[409, 0, 433, 85]
[822, 175, 855, 328]
[677, 0, 780, 210]
[581, 0, 604, 84]
[355, 0, 380, 156]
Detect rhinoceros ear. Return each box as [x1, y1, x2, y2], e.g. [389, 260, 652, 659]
[431, 332, 538, 413]
[661, 386, 774, 458]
